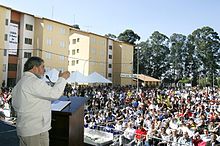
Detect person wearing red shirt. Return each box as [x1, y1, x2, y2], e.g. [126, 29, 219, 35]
[135, 123, 147, 146]
[192, 133, 204, 146]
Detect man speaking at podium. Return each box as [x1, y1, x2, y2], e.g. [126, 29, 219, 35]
[12, 56, 70, 146]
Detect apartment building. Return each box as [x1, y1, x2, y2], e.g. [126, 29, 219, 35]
[0, 6, 8, 88]
[0, 5, 35, 87]
[0, 4, 134, 87]
[113, 41, 134, 85]
[69, 28, 134, 86]
[0, 5, 69, 87]
[33, 17, 69, 73]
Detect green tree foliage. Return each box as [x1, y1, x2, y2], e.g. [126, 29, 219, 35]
[169, 33, 187, 83]
[190, 26, 220, 85]
[72, 24, 80, 29]
[105, 33, 117, 39]
[135, 26, 220, 87]
[118, 29, 140, 45]
[139, 31, 170, 79]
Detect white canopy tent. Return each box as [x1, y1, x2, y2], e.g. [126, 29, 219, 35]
[43, 68, 60, 82]
[86, 72, 112, 84]
[43, 69, 112, 84]
[67, 71, 88, 83]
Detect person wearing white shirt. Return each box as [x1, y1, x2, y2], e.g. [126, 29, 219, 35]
[119, 122, 136, 145]
[12, 56, 70, 146]
[178, 131, 193, 146]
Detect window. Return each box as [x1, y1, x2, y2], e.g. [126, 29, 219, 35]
[8, 64, 17, 71]
[109, 54, 112, 59]
[91, 38, 96, 43]
[59, 56, 64, 61]
[4, 34, 8, 41]
[47, 39, 52, 46]
[91, 48, 96, 54]
[72, 39, 76, 44]
[60, 41, 65, 48]
[4, 49, 7, 56]
[72, 50, 75, 55]
[3, 64, 6, 72]
[109, 45, 112, 50]
[76, 60, 79, 64]
[108, 73, 112, 78]
[72, 60, 75, 66]
[100, 51, 104, 56]
[77, 38, 80, 42]
[25, 38, 32, 45]
[77, 49, 79, 53]
[47, 25, 53, 31]
[25, 24, 33, 31]
[5, 19, 8, 26]
[24, 52, 31, 58]
[60, 28, 66, 34]
[108, 64, 112, 68]
[45, 52, 52, 59]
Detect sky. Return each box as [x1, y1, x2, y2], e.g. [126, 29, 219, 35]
[1, 0, 220, 41]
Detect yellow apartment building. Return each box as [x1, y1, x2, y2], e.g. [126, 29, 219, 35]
[33, 17, 70, 73]
[0, 5, 70, 87]
[0, 6, 8, 88]
[0, 5, 34, 87]
[113, 41, 134, 85]
[0, 4, 134, 87]
[69, 28, 134, 86]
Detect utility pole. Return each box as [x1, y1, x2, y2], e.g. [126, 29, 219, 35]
[137, 46, 140, 92]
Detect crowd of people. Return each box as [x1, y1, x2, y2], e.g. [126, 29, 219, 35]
[0, 87, 14, 124]
[2, 81, 220, 145]
[79, 85, 220, 146]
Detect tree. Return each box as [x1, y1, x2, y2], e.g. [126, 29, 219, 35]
[169, 33, 187, 84]
[138, 31, 170, 79]
[105, 33, 117, 39]
[190, 26, 220, 86]
[118, 29, 140, 45]
[72, 24, 80, 29]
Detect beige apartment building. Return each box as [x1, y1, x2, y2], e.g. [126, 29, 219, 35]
[0, 5, 69, 87]
[0, 5, 35, 87]
[33, 17, 69, 73]
[0, 6, 7, 87]
[69, 28, 134, 86]
[0, 4, 134, 87]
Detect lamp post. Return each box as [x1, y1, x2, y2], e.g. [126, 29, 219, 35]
[136, 46, 140, 92]
[212, 71, 214, 92]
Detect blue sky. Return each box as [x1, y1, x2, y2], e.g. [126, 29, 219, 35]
[1, 0, 220, 41]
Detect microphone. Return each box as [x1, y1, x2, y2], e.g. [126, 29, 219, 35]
[45, 75, 54, 86]
[45, 75, 52, 83]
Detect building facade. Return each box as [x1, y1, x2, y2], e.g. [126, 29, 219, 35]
[0, 4, 134, 87]
[0, 5, 70, 87]
[69, 28, 134, 86]
[0, 5, 35, 87]
[33, 17, 69, 73]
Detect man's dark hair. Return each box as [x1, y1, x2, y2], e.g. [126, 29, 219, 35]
[24, 56, 44, 72]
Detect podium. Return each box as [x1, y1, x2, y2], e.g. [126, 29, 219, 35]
[49, 96, 87, 146]
[0, 121, 19, 146]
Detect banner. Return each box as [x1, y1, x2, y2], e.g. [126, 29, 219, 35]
[8, 23, 18, 55]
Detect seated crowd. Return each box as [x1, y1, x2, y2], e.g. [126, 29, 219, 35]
[80, 85, 220, 146]
[1, 83, 220, 145]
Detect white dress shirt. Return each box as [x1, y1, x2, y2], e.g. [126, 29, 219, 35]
[12, 72, 67, 137]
